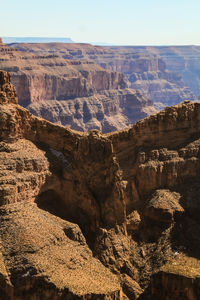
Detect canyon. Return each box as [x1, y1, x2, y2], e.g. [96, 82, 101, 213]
[1, 40, 200, 134]
[1, 70, 200, 299]
[10, 42, 199, 109]
[0, 39, 155, 133]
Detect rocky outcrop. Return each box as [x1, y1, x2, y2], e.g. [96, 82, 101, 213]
[11, 43, 197, 109]
[0, 71, 18, 104]
[0, 202, 121, 300]
[1, 71, 200, 299]
[0, 70, 127, 236]
[143, 189, 184, 223]
[0, 40, 157, 132]
[150, 257, 200, 300]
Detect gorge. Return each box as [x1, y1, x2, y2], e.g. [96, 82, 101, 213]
[1, 70, 200, 299]
[9, 42, 200, 109]
[1, 40, 200, 134]
[0, 39, 156, 133]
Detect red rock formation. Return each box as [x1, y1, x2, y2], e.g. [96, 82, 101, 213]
[0, 40, 157, 133]
[26, 89, 156, 133]
[0, 40, 127, 103]
[0, 70, 122, 299]
[10, 43, 197, 108]
[1, 71, 200, 299]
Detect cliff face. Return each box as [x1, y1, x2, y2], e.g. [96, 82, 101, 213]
[0, 48, 127, 104]
[11, 43, 197, 109]
[151, 257, 200, 300]
[152, 46, 200, 99]
[10, 62, 127, 105]
[113, 46, 200, 104]
[27, 89, 155, 133]
[1, 71, 200, 299]
[0, 70, 123, 299]
[97, 46, 198, 108]
[0, 41, 156, 133]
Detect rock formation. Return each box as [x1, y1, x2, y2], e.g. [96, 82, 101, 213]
[0, 203, 121, 300]
[0, 40, 156, 133]
[152, 46, 200, 99]
[11, 43, 197, 109]
[27, 89, 155, 132]
[0, 42, 127, 103]
[1, 71, 200, 299]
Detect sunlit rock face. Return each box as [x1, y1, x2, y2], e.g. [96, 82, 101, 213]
[0, 41, 156, 133]
[10, 43, 198, 110]
[1, 71, 200, 299]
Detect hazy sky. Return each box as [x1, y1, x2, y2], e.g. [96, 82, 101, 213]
[1, 0, 200, 45]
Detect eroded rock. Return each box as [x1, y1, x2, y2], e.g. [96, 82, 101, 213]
[0, 41, 156, 133]
[1, 70, 200, 299]
[0, 202, 121, 300]
[10, 43, 197, 107]
[144, 190, 184, 223]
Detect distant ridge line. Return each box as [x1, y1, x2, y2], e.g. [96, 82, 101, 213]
[2, 37, 74, 44]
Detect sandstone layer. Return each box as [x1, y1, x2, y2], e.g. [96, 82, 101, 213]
[10, 43, 198, 109]
[0, 43, 127, 104]
[0, 40, 155, 133]
[1, 71, 200, 299]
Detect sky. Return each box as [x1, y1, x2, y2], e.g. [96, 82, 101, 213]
[1, 0, 200, 45]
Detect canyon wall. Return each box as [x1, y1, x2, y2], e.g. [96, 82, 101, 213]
[27, 89, 155, 132]
[11, 43, 198, 109]
[0, 41, 155, 133]
[4, 42, 199, 132]
[0, 45, 127, 104]
[1, 71, 200, 299]
[153, 46, 200, 99]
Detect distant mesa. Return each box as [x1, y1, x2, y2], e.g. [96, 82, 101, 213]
[2, 37, 74, 44]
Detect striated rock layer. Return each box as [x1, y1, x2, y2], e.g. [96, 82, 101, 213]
[135, 46, 200, 100]
[0, 45, 127, 104]
[1, 71, 200, 299]
[10, 43, 198, 109]
[27, 88, 155, 133]
[0, 40, 156, 133]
